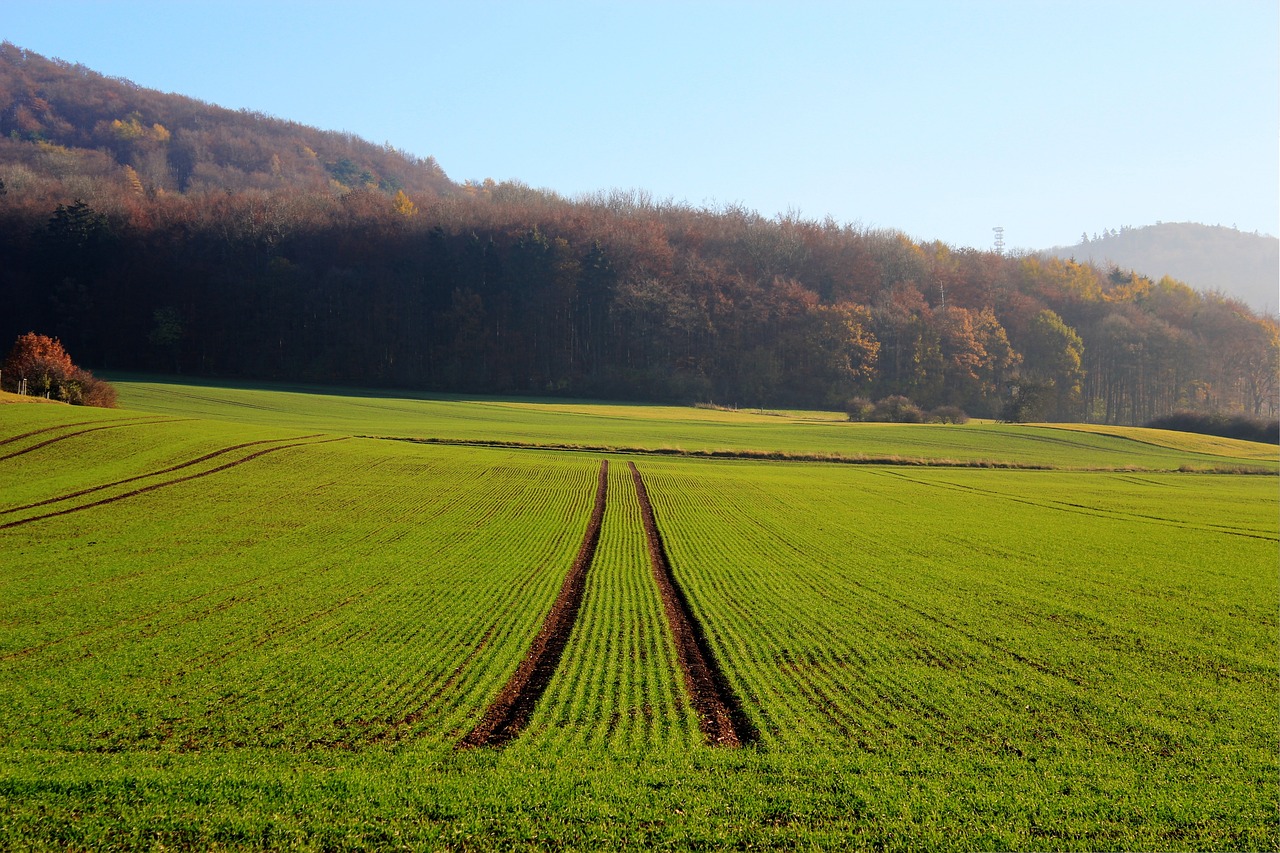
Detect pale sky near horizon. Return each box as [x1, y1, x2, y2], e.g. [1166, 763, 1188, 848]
[4, 0, 1277, 251]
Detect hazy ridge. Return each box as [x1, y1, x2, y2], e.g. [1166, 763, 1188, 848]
[1044, 223, 1278, 315]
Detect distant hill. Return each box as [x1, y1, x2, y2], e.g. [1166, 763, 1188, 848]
[0, 44, 1275, 424]
[0, 42, 454, 198]
[1043, 223, 1278, 315]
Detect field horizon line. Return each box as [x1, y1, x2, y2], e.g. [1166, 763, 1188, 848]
[360, 435, 1276, 475]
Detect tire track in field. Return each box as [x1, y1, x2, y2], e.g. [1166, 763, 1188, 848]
[0, 437, 348, 530]
[0, 419, 187, 461]
[0, 435, 324, 515]
[629, 461, 756, 747]
[459, 459, 608, 749]
[0, 416, 161, 448]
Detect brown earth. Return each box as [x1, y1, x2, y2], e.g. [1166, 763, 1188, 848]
[459, 459, 609, 748]
[628, 461, 756, 747]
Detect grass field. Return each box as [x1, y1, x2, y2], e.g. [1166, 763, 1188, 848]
[0, 379, 1275, 850]
[106, 375, 1279, 473]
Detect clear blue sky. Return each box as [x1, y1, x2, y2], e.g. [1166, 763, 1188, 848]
[5, 0, 1277, 251]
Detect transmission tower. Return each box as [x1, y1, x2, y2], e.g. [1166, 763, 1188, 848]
[992, 226, 1005, 255]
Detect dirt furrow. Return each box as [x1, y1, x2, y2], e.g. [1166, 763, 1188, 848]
[629, 461, 755, 747]
[459, 459, 608, 749]
[0, 435, 323, 515]
[0, 437, 347, 530]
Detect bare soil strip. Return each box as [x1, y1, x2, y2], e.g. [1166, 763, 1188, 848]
[0, 437, 347, 530]
[459, 459, 609, 749]
[0, 436, 323, 515]
[629, 461, 756, 747]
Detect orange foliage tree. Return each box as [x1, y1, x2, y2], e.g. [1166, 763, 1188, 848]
[2, 332, 115, 406]
[3, 332, 74, 395]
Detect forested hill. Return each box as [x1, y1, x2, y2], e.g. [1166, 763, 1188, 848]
[1, 45, 1276, 425]
[0, 43, 452, 198]
[1044, 223, 1279, 315]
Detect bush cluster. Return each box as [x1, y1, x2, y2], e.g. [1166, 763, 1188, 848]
[1145, 412, 1279, 445]
[846, 396, 969, 425]
[2, 332, 116, 407]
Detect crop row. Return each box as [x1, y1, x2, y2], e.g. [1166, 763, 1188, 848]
[0, 430, 601, 751]
[461, 460, 611, 747]
[518, 460, 699, 751]
[638, 459, 1276, 819]
[2, 406, 1275, 841]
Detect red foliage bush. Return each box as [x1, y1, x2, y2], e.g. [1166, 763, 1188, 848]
[2, 332, 116, 407]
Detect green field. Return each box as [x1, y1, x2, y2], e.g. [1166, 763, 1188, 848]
[110, 376, 1278, 472]
[0, 379, 1276, 850]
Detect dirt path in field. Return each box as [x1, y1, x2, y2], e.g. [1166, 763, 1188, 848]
[0, 436, 323, 516]
[629, 461, 755, 747]
[459, 459, 609, 748]
[0, 437, 346, 530]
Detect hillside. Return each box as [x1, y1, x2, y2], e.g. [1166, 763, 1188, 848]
[0, 45, 1276, 426]
[1044, 223, 1278, 315]
[0, 42, 453, 199]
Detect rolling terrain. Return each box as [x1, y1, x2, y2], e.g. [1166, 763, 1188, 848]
[0, 380, 1275, 850]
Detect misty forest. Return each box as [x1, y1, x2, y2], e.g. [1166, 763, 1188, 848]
[1, 44, 1276, 425]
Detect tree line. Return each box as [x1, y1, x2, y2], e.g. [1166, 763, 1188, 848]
[1, 43, 1275, 423]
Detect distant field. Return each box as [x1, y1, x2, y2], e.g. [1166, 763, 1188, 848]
[1038, 421, 1279, 461]
[0, 380, 1275, 850]
[110, 376, 1278, 472]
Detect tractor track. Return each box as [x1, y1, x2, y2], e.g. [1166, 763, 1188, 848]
[0, 435, 324, 515]
[0, 416, 161, 448]
[0, 419, 187, 461]
[629, 461, 756, 747]
[0, 437, 347, 530]
[459, 459, 608, 748]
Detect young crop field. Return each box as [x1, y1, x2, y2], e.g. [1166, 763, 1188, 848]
[0, 382, 1276, 850]
[111, 375, 1278, 473]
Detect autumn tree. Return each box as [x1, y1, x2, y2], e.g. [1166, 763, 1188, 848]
[392, 189, 417, 217]
[1, 332, 115, 406]
[3, 331, 74, 395]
